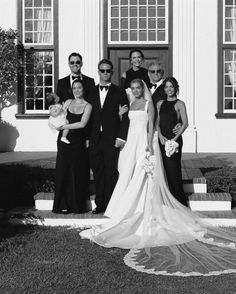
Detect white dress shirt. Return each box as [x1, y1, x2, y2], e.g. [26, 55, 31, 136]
[150, 79, 163, 94]
[99, 83, 111, 131]
[99, 83, 111, 108]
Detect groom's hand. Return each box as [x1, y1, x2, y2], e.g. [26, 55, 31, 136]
[115, 139, 125, 149]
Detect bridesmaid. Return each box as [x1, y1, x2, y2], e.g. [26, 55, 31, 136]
[52, 79, 92, 214]
[121, 49, 150, 93]
[156, 77, 188, 206]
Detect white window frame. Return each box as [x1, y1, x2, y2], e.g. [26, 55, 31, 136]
[222, 0, 236, 113]
[21, 0, 55, 115]
[108, 0, 169, 44]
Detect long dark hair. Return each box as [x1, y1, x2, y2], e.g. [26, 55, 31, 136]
[163, 77, 179, 95]
[129, 49, 144, 60]
[72, 79, 86, 98]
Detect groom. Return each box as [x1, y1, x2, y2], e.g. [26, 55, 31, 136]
[89, 59, 129, 214]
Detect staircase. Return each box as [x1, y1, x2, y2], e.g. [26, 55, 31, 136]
[8, 170, 236, 227]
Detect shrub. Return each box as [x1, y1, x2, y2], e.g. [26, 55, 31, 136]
[0, 164, 55, 211]
[202, 167, 236, 207]
[0, 28, 23, 117]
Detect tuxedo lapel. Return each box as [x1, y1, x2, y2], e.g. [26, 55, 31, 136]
[102, 84, 114, 110]
[66, 75, 73, 97]
[94, 86, 102, 111]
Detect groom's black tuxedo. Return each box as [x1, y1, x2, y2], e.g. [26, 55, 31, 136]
[89, 84, 129, 146]
[89, 84, 129, 210]
[56, 74, 95, 102]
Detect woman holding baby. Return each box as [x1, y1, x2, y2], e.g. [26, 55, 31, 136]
[52, 79, 92, 214]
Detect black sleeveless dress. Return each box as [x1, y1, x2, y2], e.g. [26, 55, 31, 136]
[121, 67, 150, 89]
[159, 99, 188, 206]
[53, 108, 90, 213]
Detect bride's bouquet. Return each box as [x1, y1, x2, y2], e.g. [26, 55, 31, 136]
[141, 153, 156, 177]
[165, 140, 179, 157]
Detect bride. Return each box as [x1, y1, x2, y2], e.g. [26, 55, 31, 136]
[80, 78, 236, 276]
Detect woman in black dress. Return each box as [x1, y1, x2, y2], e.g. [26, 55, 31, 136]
[121, 49, 150, 92]
[52, 80, 92, 214]
[157, 77, 188, 206]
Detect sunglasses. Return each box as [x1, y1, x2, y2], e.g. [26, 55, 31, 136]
[70, 61, 81, 65]
[99, 69, 112, 73]
[149, 70, 162, 74]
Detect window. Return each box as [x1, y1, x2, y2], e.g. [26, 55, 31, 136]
[104, 0, 172, 86]
[217, 0, 236, 118]
[17, 0, 58, 117]
[108, 0, 168, 44]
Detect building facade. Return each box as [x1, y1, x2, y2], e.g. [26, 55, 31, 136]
[0, 0, 235, 152]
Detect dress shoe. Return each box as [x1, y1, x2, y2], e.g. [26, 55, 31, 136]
[92, 207, 105, 214]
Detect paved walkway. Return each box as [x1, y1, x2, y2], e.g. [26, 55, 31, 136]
[0, 151, 56, 169]
[1, 151, 236, 181]
[1, 151, 236, 166]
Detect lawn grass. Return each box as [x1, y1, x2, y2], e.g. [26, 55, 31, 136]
[0, 223, 236, 294]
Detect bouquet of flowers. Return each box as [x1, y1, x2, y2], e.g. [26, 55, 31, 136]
[165, 140, 179, 157]
[141, 153, 156, 177]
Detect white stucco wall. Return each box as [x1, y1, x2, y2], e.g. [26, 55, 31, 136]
[0, 0, 17, 29]
[0, 0, 101, 151]
[194, 0, 236, 152]
[1, 0, 235, 152]
[58, 0, 101, 83]
[173, 0, 236, 152]
[173, 0, 197, 152]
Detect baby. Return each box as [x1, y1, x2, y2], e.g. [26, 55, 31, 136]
[46, 92, 70, 144]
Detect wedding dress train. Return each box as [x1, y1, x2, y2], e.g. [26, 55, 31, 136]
[80, 104, 236, 276]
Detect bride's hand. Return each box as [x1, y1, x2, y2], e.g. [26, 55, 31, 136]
[145, 145, 154, 155]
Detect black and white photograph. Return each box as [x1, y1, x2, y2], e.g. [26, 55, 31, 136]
[1, 0, 236, 293]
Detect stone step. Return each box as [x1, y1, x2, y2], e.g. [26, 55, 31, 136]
[8, 207, 109, 227]
[197, 210, 236, 226]
[34, 193, 96, 211]
[89, 177, 207, 194]
[182, 177, 207, 193]
[34, 176, 207, 211]
[36, 190, 227, 214]
[188, 192, 232, 211]
[8, 207, 236, 227]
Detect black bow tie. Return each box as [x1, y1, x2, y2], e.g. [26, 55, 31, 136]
[72, 75, 80, 80]
[150, 83, 157, 89]
[100, 85, 109, 91]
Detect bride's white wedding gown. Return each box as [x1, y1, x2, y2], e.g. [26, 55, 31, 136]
[80, 101, 236, 276]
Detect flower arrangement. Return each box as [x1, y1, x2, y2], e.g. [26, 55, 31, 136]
[165, 140, 179, 157]
[141, 153, 156, 177]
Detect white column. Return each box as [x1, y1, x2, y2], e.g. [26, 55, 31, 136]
[83, 0, 101, 83]
[58, 0, 100, 82]
[173, 0, 197, 152]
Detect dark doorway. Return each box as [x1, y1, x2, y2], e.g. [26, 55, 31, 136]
[108, 48, 170, 86]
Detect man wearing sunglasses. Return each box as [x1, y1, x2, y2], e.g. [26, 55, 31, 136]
[88, 59, 129, 214]
[148, 62, 181, 134]
[56, 52, 95, 102]
[148, 62, 166, 124]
